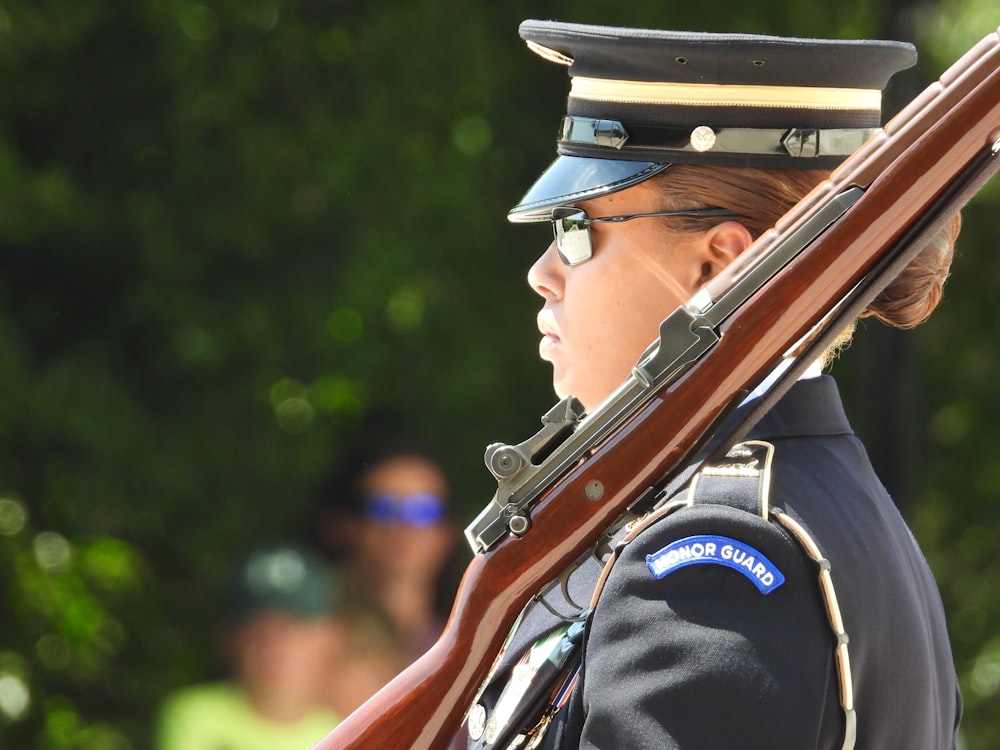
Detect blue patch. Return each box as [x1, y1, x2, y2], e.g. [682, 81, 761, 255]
[646, 534, 785, 595]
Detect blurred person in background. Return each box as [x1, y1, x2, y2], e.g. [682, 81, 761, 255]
[155, 543, 343, 750]
[309, 430, 460, 663]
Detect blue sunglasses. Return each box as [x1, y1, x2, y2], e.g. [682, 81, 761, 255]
[363, 492, 447, 527]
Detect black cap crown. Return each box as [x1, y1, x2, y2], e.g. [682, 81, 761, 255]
[510, 21, 917, 221]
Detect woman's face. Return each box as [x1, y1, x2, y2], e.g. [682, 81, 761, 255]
[527, 183, 747, 410]
[229, 611, 342, 705]
[355, 455, 454, 583]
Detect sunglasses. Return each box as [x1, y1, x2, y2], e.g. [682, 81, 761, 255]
[362, 492, 447, 527]
[550, 206, 739, 266]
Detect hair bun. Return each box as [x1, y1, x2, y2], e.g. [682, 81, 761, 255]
[862, 213, 961, 329]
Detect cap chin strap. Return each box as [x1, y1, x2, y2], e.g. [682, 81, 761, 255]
[560, 116, 877, 159]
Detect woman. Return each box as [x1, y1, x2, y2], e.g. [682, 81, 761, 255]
[308, 431, 459, 725]
[310, 430, 457, 661]
[465, 20, 961, 750]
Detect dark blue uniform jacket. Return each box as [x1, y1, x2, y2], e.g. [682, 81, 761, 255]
[467, 375, 961, 749]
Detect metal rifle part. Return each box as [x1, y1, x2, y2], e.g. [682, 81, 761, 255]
[465, 186, 865, 554]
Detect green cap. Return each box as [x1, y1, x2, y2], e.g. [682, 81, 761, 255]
[224, 544, 339, 622]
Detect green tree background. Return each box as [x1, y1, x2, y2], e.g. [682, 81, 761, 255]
[0, 0, 997, 747]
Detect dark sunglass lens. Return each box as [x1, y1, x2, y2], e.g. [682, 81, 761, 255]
[553, 210, 592, 266]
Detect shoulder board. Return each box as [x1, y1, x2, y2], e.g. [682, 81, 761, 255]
[685, 439, 776, 518]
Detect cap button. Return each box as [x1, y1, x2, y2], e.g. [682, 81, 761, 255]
[690, 126, 717, 152]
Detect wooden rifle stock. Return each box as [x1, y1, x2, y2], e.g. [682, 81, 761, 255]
[313, 29, 1000, 750]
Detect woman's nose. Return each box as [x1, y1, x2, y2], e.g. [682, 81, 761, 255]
[527, 241, 564, 299]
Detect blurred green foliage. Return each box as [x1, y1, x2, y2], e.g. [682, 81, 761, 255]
[0, 0, 997, 747]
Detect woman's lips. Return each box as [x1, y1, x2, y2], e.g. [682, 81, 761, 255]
[537, 310, 561, 358]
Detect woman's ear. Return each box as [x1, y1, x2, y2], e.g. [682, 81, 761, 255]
[696, 221, 753, 286]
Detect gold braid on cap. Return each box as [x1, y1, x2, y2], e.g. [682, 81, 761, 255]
[569, 77, 881, 111]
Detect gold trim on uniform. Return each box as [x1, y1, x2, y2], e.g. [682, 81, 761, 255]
[771, 508, 857, 750]
[569, 77, 882, 110]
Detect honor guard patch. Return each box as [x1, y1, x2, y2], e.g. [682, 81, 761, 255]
[646, 534, 785, 594]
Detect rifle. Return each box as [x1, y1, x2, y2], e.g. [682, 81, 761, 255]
[313, 27, 1000, 750]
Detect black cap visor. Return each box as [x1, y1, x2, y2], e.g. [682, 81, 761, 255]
[508, 155, 670, 222]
